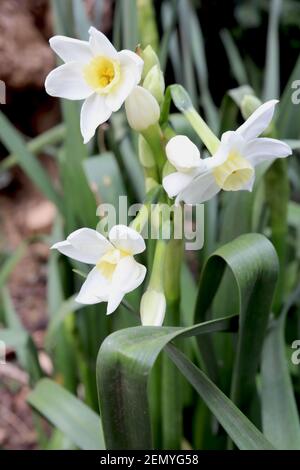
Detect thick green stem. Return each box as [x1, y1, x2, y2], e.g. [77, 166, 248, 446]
[161, 238, 183, 449]
[142, 123, 166, 174]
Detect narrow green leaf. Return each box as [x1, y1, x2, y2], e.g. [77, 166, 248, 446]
[0, 112, 62, 211]
[28, 378, 105, 450]
[195, 234, 279, 411]
[166, 345, 275, 450]
[220, 30, 248, 85]
[0, 243, 27, 288]
[120, 0, 138, 50]
[263, 0, 281, 100]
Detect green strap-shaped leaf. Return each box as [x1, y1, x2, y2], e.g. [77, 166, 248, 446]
[97, 314, 238, 450]
[0, 112, 62, 211]
[28, 379, 105, 450]
[166, 344, 275, 450]
[97, 234, 278, 450]
[195, 233, 279, 411]
[261, 288, 300, 449]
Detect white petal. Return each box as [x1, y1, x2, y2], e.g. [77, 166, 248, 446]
[51, 240, 92, 264]
[51, 228, 112, 264]
[80, 93, 112, 143]
[244, 138, 292, 166]
[68, 228, 113, 262]
[76, 267, 110, 304]
[49, 36, 92, 64]
[163, 171, 195, 198]
[112, 256, 146, 293]
[106, 290, 124, 315]
[109, 225, 146, 255]
[119, 50, 143, 84]
[105, 51, 143, 112]
[177, 170, 220, 205]
[206, 131, 244, 169]
[236, 99, 278, 141]
[45, 63, 94, 100]
[88, 26, 118, 59]
[166, 135, 202, 172]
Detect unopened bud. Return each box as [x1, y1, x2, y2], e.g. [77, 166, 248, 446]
[140, 289, 166, 326]
[143, 65, 165, 104]
[141, 45, 160, 80]
[125, 86, 160, 131]
[241, 94, 262, 120]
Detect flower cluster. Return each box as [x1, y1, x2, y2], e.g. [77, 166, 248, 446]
[46, 28, 292, 326]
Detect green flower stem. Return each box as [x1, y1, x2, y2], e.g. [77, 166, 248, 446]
[162, 237, 183, 449]
[169, 84, 220, 155]
[184, 107, 220, 155]
[164, 238, 183, 314]
[148, 239, 167, 291]
[142, 123, 166, 174]
[265, 158, 289, 314]
[130, 204, 150, 234]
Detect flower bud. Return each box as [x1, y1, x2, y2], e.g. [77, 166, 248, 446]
[125, 86, 160, 131]
[241, 94, 274, 136]
[240, 94, 262, 120]
[143, 65, 165, 104]
[141, 45, 160, 79]
[140, 289, 166, 326]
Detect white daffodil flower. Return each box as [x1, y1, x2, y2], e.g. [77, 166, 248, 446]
[51, 225, 146, 315]
[163, 100, 292, 205]
[45, 27, 143, 143]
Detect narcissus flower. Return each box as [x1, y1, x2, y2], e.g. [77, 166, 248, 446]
[163, 100, 292, 204]
[51, 225, 146, 314]
[45, 27, 143, 143]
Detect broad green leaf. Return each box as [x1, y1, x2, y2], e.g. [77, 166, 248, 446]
[195, 234, 279, 411]
[166, 345, 275, 450]
[261, 288, 300, 449]
[120, 0, 138, 50]
[72, 0, 91, 40]
[97, 314, 238, 449]
[265, 159, 289, 312]
[84, 153, 126, 207]
[28, 378, 105, 450]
